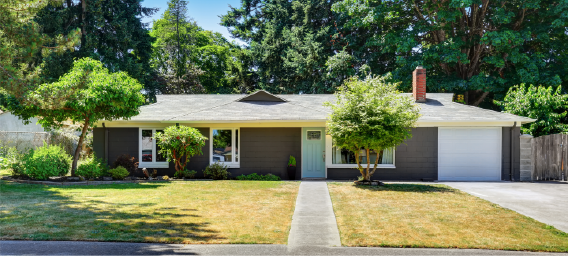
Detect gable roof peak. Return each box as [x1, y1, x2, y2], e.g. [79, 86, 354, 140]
[236, 90, 287, 102]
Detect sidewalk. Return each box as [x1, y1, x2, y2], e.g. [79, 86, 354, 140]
[0, 241, 559, 255]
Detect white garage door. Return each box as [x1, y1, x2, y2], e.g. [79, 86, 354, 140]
[438, 127, 502, 181]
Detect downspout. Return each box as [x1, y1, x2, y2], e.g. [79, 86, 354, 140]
[510, 121, 517, 181]
[103, 122, 108, 165]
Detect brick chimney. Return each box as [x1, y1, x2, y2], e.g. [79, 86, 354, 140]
[412, 66, 426, 102]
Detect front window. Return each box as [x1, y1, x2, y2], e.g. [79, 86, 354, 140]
[332, 146, 394, 165]
[211, 128, 239, 167]
[139, 128, 168, 168]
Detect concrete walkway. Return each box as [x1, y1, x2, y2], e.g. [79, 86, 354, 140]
[287, 181, 341, 248]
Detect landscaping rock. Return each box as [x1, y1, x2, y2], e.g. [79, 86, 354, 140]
[66, 177, 80, 182]
[123, 177, 132, 181]
[1, 176, 11, 180]
[157, 176, 164, 180]
[103, 177, 112, 181]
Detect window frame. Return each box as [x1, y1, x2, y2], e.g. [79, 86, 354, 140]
[325, 135, 396, 168]
[138, 128, 169, 169]
[210, 128, 240, 168]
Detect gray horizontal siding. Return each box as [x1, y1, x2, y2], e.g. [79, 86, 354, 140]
[233, 128, 301, 179]
[327, 127, 438, 181]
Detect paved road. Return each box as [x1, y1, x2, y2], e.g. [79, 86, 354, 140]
[287, 181, 341, 247]
[442, 181, 568, 233]
[1, 241, 564, 255]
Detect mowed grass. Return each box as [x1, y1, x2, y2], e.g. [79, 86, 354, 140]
[0, 180, 299, 244]
[328, 182, 568, 252]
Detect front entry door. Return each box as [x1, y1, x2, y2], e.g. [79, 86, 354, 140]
[302, 127, 326, 178]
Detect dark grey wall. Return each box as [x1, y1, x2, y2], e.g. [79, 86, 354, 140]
[327, 127, 438, 180]
[502, 127, 521, 181]
[230, 128, 301, 179]
[92, 128, 105, 160]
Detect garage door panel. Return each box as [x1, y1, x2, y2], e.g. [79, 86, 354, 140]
[438, 127, 501, 181]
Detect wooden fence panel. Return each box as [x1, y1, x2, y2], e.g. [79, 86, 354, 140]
[532, 133, 567, 181]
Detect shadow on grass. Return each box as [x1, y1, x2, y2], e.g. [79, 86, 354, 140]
[351, 183, 456, 193]
[0, 181, 224, 243]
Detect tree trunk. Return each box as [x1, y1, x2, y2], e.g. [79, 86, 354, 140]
[71, 117, 89, 176]
[80, 0, 87, 49]
[365, 148, 371, 181]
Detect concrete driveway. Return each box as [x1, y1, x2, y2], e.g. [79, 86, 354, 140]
[442, 181, 568, 233]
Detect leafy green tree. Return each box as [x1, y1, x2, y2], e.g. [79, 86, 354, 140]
[5, 58, 145, 175]
[151, 0, 243, 93]
[0, 0, 81, 97]
[154, 126, 208, 173]
[496, 84, 568, 137]
[332, 0, 568, 106]
[34, 0, 160, 100]
[325, 75, 420, 181]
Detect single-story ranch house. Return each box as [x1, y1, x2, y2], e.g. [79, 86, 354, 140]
[93, 67, 535, 181]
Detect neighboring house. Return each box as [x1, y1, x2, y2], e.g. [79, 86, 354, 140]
[93, 67, 535, 181]
[0, 111, 45, 132]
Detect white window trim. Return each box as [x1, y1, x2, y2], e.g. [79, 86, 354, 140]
[325, 135, 396, 168]
[210, 128, 240, 168]
[138, 128, 169, 168]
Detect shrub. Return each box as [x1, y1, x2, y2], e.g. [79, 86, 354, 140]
[2, 147, 26, 178]
[162, 175, 170, 180]
[236, 173, 281, 181]
[22, 143, 71, 180]
[184, 170, 197, 179]
[203, 162, 230, 180]
[76, 156, 106, 179]
[108, 166, 129, 180]
[174, 169, 197, 179]
[112, 154, 139, 175]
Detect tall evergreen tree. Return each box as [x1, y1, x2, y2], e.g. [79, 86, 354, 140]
[34, 0, 160, 100]
[151, 0, 247, 94]
[221, 0, 388, 94]
[0, 0, 81, 98]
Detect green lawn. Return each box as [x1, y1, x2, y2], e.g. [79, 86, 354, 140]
[0, 180, 299, 244]
[328, 182, 568, 252]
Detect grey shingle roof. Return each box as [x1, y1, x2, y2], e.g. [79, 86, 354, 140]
[129, 92, 534, 123]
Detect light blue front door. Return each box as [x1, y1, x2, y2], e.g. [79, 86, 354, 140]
[302, 127, 326, 178]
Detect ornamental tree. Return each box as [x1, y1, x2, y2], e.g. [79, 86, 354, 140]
[326, 75, 420, 181]
[154, 126, 208, 173]
[5, 58, 145, 175]
[496, 84, 568, 137]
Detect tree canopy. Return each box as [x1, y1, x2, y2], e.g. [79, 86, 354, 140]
[497, 84, 568, 137]
[6, 58, 145, 175]
[34, 0, 160, 100]
[0, 0, 81, 97]
[326, 75, 420, 181]
[151, 0, 249, 94]
[221, 0, 361, 93]
[331, 0, 568, 106]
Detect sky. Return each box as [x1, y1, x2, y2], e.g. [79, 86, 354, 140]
[140, 0, 244, 44]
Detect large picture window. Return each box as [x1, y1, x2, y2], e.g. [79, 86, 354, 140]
[211, 128, 239, 167]
[332, 146, 394, 165]
[139, 128, 168, 168]
[325, 135, 395, 168]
